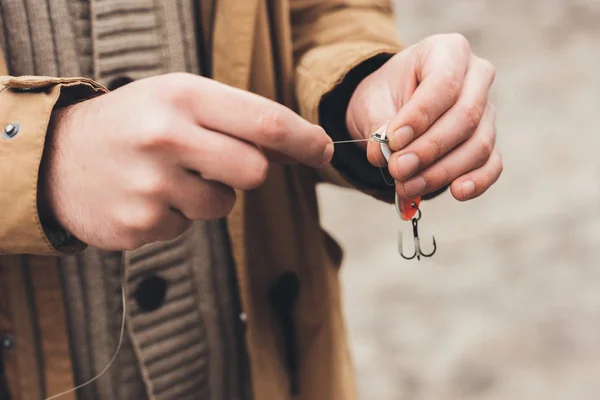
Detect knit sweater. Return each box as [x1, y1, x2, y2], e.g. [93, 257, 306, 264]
[0, 1, 246, 399]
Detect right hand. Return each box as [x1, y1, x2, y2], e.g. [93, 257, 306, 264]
[42, 73, 333, 250]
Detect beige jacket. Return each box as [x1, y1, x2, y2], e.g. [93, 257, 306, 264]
[0, 0, 401, 399]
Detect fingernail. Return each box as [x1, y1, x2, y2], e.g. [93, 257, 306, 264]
[404, 177, 426, 198]
[392, 126, 414, 149]
[396, 153, 419, 179]
[462, 180, 476, 198]
[321, 142, 334, 166]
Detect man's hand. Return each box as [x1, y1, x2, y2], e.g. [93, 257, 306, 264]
[43, 73, 333, 250]
[346, 34, 502, 201]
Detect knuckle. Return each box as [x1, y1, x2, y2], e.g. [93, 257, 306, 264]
[412, 102, 432, 132]
[136, 170, 169, 197]
[258, 108, 286, 144]
[449, 33, 471, 52]
[162, 72, 196, 103]
[460, 102, 485, 132]
[138, 114, 177, 149]
[136, 210, 163, 233]
[437, 165, 451, 186]
[477, 135, 495, 163]
[120, 204, 163, 234]
[424, 136, 444, 162]
[137, 208, 163, 232]
[442, 70, 463, 98]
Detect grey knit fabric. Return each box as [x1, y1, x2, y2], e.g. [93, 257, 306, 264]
[0, 1, 245, 399]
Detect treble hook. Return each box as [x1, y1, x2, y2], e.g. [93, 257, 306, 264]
[398, 206, 437, 261]
[372, 125, 437, 261]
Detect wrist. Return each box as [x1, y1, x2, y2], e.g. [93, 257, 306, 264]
[345, 76, 377, 143]
[38, 106, 72, 247]
[318, 53, 395, 191]
[320, 54, 392, 142]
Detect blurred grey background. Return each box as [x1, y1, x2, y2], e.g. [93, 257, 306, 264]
[317, 1, 600, 399]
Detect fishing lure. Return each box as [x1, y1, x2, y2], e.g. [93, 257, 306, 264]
[371, 126, 436, 260]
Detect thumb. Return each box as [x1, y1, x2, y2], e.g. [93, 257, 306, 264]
[365, 122, 392, 167]
[346, 78, 398, 147]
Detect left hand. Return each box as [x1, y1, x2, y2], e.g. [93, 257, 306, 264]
[346, 33, 502, 201]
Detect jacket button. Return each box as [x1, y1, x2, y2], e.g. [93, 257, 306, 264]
[1, 334, 14, 400]
[107, 76, 133, 91]
[134, 275, 168, 312]
[2, 123, 19, 139]
[1, 335, 14, 351]
[270, 273, 300, 308]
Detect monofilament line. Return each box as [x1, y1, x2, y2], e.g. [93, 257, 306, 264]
[45, 254, 127, 400]
[45, 137, 387, 399]
[331, 138, 372, 144]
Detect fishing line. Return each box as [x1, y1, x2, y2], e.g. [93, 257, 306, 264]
[330, 138, 372, 144]
[44, 136, 392, 399]
[45, 254, 127, 400]
[374, 155, 396, 187]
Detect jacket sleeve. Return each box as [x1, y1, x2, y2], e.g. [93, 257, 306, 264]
[0, 47, 107, 255]
[291, 0, 403, 202]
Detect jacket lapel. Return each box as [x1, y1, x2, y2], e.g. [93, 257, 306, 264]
[212, 0, 261, 284]
[211, 0, 260, 89]
[0, 47, 7, 75]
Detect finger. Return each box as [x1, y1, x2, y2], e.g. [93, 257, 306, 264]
[262, 149, 297, 164]
[154, 209, 193, 242]
[172, 125, 270, 191]
[395, 104, 496, 199]
[388, 59, 496, 181]
[166, 168, 237, 220]
[450, 148, 503, 201]
[182, 77, 333, 168]
[366, 139, 388, 167]
[117, 201, 190, 248]
[346, 73, 397, 146]
[365, 123, 393, 167]
[386, 39, 471, 151]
